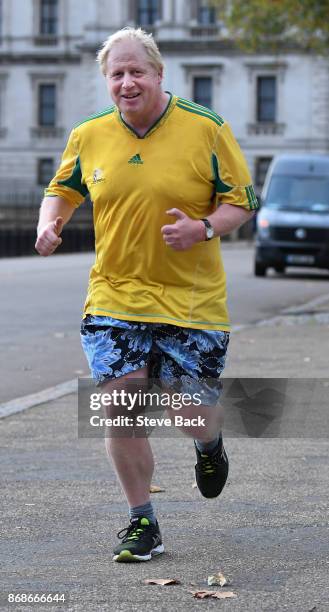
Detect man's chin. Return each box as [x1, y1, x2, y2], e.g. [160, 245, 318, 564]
[119, 104, 143, 119]
[120, 96, 142, 109]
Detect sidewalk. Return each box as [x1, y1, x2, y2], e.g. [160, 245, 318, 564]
[225, 298, 329, 378]
[1, 305, 329, 611]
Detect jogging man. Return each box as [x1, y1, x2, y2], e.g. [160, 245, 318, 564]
[35, 27, 258, 563]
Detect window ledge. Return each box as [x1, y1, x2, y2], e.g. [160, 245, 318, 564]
[248, 122, 285, 135]
[34, 35, 58, 46]
[190, 25, 219, 37]
[31, 126, 64, 138]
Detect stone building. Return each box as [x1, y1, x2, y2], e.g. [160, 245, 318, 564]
[0, 0, 328, 217]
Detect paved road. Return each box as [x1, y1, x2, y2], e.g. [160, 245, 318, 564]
[1, 247, 329, 611]
[1, 243, 328, 403]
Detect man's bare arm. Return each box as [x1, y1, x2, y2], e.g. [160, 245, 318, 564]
[161, 203, 255, 250]
[35, 196, 76, 256]
[205, 203, 255, 238]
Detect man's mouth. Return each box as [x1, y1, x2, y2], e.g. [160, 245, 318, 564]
[122, 93, 140, 99]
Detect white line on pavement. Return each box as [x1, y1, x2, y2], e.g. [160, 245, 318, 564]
[0, 379, 77, 419]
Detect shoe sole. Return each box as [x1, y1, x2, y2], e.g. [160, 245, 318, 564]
[113, 544, 164, 563]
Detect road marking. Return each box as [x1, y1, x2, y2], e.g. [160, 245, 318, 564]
[1, 291, 329, 419]
[0, 379, 77, 419]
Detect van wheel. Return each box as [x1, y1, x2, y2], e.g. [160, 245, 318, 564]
[254, 262, 267, 277]
[274, 265, 285, 274]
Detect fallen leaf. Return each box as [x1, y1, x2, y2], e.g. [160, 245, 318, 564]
[149, 485, 165, 493]
[212, 591, 237, 600]
[190, 591, 213, 599]
[144, 578, 180, 586]
[207, 572, 229, 587]
[191, 590, 237, 599]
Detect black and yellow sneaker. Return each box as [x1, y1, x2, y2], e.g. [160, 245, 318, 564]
[113, 517, 164, 562]
[194, 441, 229, 499]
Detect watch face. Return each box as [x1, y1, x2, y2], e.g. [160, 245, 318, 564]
[206, 226, 214, 239]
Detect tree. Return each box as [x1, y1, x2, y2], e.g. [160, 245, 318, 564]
[214, 0, 329, 53]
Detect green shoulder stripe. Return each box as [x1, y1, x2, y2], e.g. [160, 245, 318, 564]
[176, 102, 224, 128]
[178, 96, 225, 122]
[177, 97, 224, 126]
[58, 156, 88, 197]
[74, 105, 116, 128]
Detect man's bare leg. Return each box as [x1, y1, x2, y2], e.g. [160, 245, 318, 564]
[102, 366, 153, 507]
[101, 367, 164, 562]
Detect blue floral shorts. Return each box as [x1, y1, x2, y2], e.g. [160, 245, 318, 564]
[80, 315, 230, 405]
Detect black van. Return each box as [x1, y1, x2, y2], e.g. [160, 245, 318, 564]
[254, 154, 329, 276]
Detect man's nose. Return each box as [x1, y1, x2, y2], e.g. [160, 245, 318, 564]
[122, 73, 134, 89]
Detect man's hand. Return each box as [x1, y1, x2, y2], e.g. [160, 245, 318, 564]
[35, 216, 64, 257]
[161, 209, 205, 251]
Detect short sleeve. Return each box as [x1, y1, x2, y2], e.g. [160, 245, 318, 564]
[212, 122, 259, 211]
[44, 129, 89, 208]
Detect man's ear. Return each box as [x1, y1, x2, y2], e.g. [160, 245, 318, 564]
[157, 68, 163, 83]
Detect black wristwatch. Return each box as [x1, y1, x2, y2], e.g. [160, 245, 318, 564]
[201, 218, 215, 241]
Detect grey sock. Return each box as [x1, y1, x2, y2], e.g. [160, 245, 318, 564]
[129, 501, 157, 525]
[195, 433, 222, 455]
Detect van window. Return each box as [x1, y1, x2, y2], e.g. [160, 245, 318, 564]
[265, 175, 329, 211]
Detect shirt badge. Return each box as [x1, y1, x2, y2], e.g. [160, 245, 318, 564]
[92, 168, 105, 183]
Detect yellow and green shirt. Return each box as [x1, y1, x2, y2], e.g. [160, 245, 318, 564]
[45, 94, 258, 331]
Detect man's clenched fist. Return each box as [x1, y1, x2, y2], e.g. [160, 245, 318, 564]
[35, 216, 64, 257]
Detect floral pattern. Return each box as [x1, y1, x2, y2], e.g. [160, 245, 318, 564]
[81, 315, 229, 402]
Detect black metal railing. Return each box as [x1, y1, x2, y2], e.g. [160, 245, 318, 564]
[0, 196, 94, 257]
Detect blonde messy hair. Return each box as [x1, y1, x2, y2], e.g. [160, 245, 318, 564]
[97, 27, 164, 76]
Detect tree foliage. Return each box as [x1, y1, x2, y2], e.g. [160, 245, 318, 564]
[214, 0, 329, 53]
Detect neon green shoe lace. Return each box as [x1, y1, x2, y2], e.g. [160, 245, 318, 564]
[200, 453, 217, 475]
[117, 518, 151, 543]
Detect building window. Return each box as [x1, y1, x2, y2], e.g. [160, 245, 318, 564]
[38, 158, 54, 185]
[40, 0, 58, 35]
[255, 157, 272, 188]
[257, 76, 276, 122]
[197, 2, 216, 25]
[38, 84, 56, 126]
[137, 0, 159, 25]
[193, 77, 212, 109]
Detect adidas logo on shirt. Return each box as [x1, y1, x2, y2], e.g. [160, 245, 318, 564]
[128, 154, 143, 165]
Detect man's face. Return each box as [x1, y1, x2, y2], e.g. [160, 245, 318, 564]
[105, 40, 163, 121]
